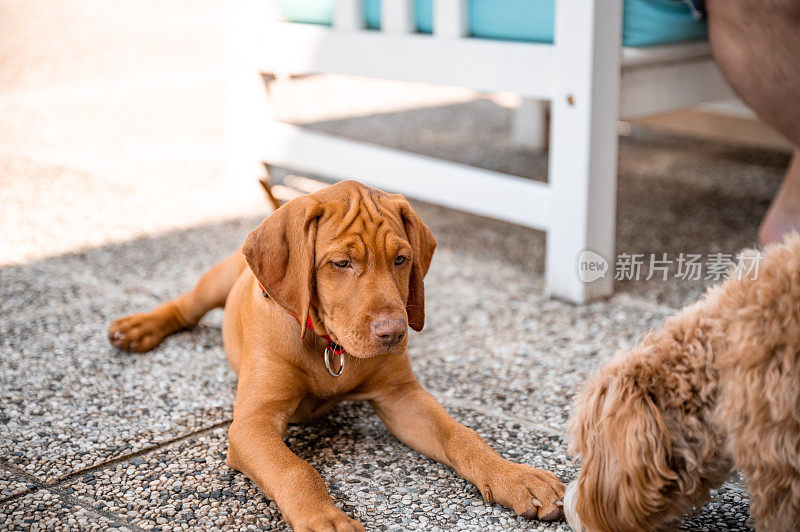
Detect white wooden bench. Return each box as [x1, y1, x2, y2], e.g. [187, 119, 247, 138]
[226, 0, 733, 303]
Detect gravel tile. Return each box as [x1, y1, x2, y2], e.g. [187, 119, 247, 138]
[0, 489, 128, 531]
[66, 425, 280, 530]
[0, 293, 235, 483]
[680, 476, 754, 531]
[63, 401, 751, 530]
[0, 262, 111, 323]
[0, 463, 35, 502]
[24, 216, 262, 300]
[65, 404, 574, 531]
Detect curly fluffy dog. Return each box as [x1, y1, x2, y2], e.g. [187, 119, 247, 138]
[565, 234, 800, 531]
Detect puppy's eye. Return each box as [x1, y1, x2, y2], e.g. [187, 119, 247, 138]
[394, 256, 408, 266]
[332, 259, 351, 269]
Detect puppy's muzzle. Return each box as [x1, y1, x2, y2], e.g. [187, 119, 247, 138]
[371, 317, 406, 348]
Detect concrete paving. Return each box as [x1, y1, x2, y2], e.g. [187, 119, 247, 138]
[2, 1, 789, 530]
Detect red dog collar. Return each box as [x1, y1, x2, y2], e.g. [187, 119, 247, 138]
[257, 282, 347, 357]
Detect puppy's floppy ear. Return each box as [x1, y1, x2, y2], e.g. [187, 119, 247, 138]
[242, 196, 323, 338]
[399, 202, 436, 332]
[569, 374, 678, 531]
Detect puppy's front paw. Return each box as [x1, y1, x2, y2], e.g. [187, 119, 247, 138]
[291, 509, 364, 532]
[482, 462, 565, 522]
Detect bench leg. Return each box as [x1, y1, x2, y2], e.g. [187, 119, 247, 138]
[545, 0, 622, 303]
[225, 70, 275, 199]
[226, 0, 275, 199]
[512, 98, 548, 151]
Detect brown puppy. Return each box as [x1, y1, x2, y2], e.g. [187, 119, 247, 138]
[108, 181, 565, 531]
[565, 234, 800, 531]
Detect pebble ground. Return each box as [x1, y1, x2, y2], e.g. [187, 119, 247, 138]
[2, 1, 788, 530]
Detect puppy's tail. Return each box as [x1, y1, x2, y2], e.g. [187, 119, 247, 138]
[258, 170, 284, 211]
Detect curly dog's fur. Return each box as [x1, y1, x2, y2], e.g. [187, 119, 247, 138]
[566, 233, 800, 531]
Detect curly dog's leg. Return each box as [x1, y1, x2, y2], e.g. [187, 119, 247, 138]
[746, 466, 800, 531]
[721, 354, 800, 529]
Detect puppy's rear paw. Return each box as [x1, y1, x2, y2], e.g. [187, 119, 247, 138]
[108, 310, 178, 353]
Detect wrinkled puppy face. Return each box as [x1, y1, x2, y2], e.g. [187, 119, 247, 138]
[312, 187, 420, 357]
[243, 180, 436, 358]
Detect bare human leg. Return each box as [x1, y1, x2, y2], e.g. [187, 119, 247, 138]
[705, 0, 800, 245]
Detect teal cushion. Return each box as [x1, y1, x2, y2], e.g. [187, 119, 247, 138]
[622, 0, 707, 46]
[274, 0, 334, 26]
[274, 0, 707, 47]
[364, 0, 432, 31]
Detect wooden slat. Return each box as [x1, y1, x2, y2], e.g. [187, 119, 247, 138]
[334, 0, 364, 30]
[381, 0, 414, 34]
[258, 22, 556, 98]
[262, 121, 554, 231]
[434, 0, 469, 38]
[621, 40, 713, 68]
[620, 58, 733, 118]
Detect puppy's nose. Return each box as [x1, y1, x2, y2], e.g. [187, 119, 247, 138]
[371, 317, 406, 347]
